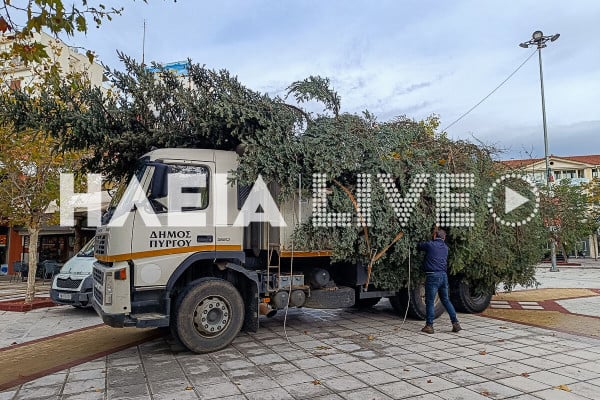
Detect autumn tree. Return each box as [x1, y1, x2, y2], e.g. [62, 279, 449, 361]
[539, 179, 599, 259]
[0, 125, 81, 302]
[0, 0, 131, 64]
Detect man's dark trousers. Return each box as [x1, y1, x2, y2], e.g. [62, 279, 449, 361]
[425, 271, 459, 326]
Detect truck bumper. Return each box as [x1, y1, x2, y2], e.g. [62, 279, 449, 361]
[92, 300, 136, 327]
[50, 289, 93, 307]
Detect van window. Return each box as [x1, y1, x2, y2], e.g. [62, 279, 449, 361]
[77, 239, 95, 257]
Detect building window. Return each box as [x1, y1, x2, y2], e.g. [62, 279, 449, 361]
[593, 169, 599, 178]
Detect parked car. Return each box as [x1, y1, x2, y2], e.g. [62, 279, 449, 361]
[50, 239, 95, 308]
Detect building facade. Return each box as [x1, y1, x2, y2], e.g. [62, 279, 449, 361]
[503, 154, 600, 259]
[1, 31, 104, 89]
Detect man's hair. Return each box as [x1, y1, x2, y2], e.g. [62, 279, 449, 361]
[435, 229, 447, 240]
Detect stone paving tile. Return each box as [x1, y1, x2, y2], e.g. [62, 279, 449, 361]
[3, 267, 600, 399]
[575, 361, 600, 374]
[531, 388, 591, 400]
[339, 387, 392, 400]
[527, 370, 578, 386]
[441, 369, 488, 386]
[0, 391, 16, 400]
[435, 387, 492, 400]
[12, 385, 62, 399]
[63, 391, 105, 400]
[355, 369, 398, 385]
[284, 380, 333, 399]
[193, 382, 241, 399]
[519, 356, 563, 370]
[305, 365, 345, 380]
[385, 365, 430, 380]
[465, 381, 522, 399]
[62, 378, 105, 395]
[273, 370, 314, 386]
[377, 380, 427, 399]
[507, 395, 544, 400]
[153, 390, 198, 400]
[20, 373, 66, 388]
[566, 381, 600, 400]
[494, 361, 539, 375]
[107, 383, 150, 400]
[245, 387, 294, 400]
[495, 375, 550, 392]
[147, 378, 193, 395]
[408, 375, 459, 392]
[322, 375, 368, 392]
[548, 365, 600, 381]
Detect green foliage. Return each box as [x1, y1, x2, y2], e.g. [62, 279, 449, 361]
[539, 179, 598, 254]
[0, 54, 548, 293]
[286, 76, 341, 117]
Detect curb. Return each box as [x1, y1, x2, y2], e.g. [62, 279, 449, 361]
[0, 297, 57, 312]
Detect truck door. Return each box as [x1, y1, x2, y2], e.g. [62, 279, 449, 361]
[130, 161, 216, 288]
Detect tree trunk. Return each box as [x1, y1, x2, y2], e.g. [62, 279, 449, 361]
[25, 228, 39, 303]
[73, 217, 83, 254]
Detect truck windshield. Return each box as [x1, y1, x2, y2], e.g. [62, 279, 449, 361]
[102, 159, 149, 224]
[77, 239, 95, 257]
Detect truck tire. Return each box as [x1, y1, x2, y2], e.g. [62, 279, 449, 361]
[389, 285, 444, 320]
[173, 279, 245, 353]
[450, 278, 493, 313]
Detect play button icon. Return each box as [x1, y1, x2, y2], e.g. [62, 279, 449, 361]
[487, 173, 540, 227]
[505, 187, 530, 214]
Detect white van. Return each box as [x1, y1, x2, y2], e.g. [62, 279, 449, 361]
[50, 239, 96, 307]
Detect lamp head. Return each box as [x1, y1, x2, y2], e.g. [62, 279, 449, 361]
[519, 42, 529, 48]
[532, 30, 544, 40]
[550, 33, 560, 42]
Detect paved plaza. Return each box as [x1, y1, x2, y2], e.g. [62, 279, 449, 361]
[0, 265, 599, 400]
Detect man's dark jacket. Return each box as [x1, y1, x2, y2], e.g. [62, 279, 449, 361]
[417, 238, 449, 273]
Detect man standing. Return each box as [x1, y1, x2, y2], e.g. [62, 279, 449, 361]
[417, 227, 462, 334]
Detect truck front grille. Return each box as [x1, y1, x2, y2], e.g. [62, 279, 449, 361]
[93, 286, 103, 304]
[93, 267, 104, 286]
[95, 233, 108, 256]
[93, 266, 104, 305]
[56, 278, 83, 289]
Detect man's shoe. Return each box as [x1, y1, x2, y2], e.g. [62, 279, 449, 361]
[452, 322, 462, 333]
[421, 325, 434, 334]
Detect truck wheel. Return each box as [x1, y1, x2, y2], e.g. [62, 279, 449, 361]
[173, 279, 244, 353]
[389, 285, 444, 320]
[450, 278, 493, 313]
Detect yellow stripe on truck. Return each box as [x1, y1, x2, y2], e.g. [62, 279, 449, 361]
[96, 245, 243, 263]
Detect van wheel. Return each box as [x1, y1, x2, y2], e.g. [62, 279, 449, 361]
[450, 278, 493, 313]
[173, 279, 244, 353]
[389, 285, 444, 320]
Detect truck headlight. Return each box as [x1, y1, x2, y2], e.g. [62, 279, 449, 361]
[105, 272, 113, 305]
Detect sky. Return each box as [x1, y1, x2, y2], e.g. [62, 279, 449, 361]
[64, 0, 600, 160]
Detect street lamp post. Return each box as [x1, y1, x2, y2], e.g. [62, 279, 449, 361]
[519, 30, 560, 272]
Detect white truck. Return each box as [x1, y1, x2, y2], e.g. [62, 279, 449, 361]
[92, 148, 491, 353]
